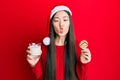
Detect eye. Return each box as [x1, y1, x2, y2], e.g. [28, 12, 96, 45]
[64, 19, 68, 21]
[53, 19, 59, 22]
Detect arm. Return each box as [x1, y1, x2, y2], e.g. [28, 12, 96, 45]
[75, 41, 91, 80]
[26, 44, 44, 79]
[76, 55, 88, 80]
[30, 45, 48, 80]
[32, 57, 43, 79]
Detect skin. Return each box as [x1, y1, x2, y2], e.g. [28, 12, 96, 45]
[26, 10, 91, 67]
[52, 11, 70, 46]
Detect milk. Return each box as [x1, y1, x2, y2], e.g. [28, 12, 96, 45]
[28, 43, 41, 55]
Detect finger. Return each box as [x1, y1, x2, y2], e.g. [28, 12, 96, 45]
[81, 51, 91, 57]
[83, 52, 91, 59]
[27, 54, 33, 60]
[81, 52, 89, 57]
[85, 52, 91, 56]
[84, 54, 91, 62]
[84, 55, 89, 59]
[81, 52, 89, 58]
[26, 50, 32, 55]
[27, 46, 30, 49]
[81, 48, 90, 53]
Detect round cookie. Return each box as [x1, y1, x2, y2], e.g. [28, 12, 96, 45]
[79, 40, 88, 49]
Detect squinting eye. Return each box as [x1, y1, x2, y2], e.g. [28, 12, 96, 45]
[53, 20, 59, 22]
[64, 19, 68, 21]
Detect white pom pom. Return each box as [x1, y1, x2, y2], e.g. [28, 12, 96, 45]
[43, 37, 50, 46]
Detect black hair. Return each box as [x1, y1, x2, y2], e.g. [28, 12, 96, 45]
[46, 10, 78, 80]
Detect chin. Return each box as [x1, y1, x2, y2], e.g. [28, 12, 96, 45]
[58, 33, 67, 37]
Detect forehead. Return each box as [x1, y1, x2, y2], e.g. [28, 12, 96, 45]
[54, 10, 69, 18]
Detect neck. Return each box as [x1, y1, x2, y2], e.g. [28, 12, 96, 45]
[55, 36, 66, 46]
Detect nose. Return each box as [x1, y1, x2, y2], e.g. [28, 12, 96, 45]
[59, 20, 64, 28]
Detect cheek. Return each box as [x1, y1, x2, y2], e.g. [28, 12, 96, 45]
[53, 26, 59, 33]
[53, 23, 58, 30]
[64, 23, 70, 33]
[63, 26, 69, 35]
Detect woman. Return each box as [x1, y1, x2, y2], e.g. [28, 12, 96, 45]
[26, 5, 91, 80]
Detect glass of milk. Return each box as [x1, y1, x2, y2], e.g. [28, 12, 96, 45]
[28, 43, 41, 55]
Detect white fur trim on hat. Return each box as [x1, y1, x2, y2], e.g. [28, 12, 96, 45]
[50, 5, 72, 19]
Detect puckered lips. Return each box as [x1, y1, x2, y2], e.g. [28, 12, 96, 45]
[60, 28, 63, 33]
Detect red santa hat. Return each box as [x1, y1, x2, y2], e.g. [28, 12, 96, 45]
[43, 5, 72, 46]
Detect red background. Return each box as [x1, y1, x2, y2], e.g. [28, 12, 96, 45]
[0, 0, 120, 80]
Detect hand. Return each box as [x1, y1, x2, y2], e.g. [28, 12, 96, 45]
[26, 49, 42, 67]
[80, 48, 91, 64]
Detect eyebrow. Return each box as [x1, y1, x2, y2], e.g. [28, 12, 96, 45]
[63, 16, 69, 18]
[54, 16, 69, 19]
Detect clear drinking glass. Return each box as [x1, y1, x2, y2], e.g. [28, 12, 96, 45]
[28, 43, 41, 55]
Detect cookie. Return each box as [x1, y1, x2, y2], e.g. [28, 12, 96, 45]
[79, 40, 88, 49]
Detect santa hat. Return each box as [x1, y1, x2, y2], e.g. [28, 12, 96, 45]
[43, 5, 72, 46]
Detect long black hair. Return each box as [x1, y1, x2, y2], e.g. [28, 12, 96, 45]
[46, 11, 78, 80]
